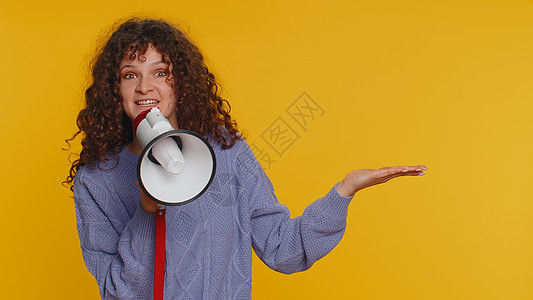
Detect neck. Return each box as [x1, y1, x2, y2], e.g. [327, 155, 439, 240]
[126, 135, 143, 155]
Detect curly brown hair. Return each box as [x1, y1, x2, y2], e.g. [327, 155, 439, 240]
[64, 18, 242, 189]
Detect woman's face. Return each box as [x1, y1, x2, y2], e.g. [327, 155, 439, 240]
[119, 45, 178, 126]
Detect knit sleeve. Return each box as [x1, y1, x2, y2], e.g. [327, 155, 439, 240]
[74, 169, 156, 299]
[235, 142, 353, 274]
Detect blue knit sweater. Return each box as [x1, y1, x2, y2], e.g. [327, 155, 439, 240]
[74, 139, 352, 299]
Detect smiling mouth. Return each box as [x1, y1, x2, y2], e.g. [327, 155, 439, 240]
[136, 99, 160, 107]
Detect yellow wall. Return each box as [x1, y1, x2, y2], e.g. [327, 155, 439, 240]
[1, 0, 533, 299]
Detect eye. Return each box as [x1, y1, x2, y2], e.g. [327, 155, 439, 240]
[155, 70, 167, 77]
[122, 73, 136, 79]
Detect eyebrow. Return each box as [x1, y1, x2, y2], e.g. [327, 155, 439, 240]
[120, 60, 169, 71]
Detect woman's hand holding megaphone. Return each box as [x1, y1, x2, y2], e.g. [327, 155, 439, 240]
[336, 165, 427, 197]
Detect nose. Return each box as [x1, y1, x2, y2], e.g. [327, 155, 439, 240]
[135, 76, 153, 94]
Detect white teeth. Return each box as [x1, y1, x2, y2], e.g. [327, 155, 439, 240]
[136, 100, 159, 106]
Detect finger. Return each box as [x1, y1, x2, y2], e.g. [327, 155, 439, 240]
[382, 166, 409, 175]
[379, 169, 426, 182]
[400, 171, 425, 177]
[371, 167, 402, 181]
[374, 165, 427, 178]
[374, 169, 408, 182]
[393, 165, 427, 173]
[395, 170, 426, 178]
[411, 165, 428, 172]
[394, 168, 426, 175]
[378, 166, 401, 176]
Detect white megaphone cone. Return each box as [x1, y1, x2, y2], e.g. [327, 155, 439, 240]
[134, 108, 216, 206]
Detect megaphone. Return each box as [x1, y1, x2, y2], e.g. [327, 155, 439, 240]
[134, 108, 216, 206]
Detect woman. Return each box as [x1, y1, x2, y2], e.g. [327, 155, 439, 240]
[66, 18, 426, 299]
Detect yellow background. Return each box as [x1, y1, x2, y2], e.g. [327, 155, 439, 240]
[1, 0, 533, 299]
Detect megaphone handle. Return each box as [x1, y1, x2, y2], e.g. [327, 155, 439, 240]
[154, 208, 166, 300]
[147, 135, 183, 166]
